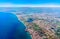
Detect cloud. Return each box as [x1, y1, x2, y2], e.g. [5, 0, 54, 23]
[0, 3, 60, 7]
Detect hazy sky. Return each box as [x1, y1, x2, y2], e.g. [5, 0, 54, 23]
[0, 0, 60, 5]
[0, 0, 60, 7]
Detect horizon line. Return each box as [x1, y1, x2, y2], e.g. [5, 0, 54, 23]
[0, 4, 60, 7]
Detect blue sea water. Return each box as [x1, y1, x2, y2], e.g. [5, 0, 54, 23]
[0, 12, 31, 39]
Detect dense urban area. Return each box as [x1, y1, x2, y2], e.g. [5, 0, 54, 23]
[0, 7, 60, 39]
[17, 13, 60, 39]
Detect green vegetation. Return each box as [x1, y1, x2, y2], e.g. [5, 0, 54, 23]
[55, 22, 60, 38]
[33, 23, 41, 31]
[56, 27, 60, 38]
[33, 23, 45, 37]
[39, 18, 44, 20]
[43, 38, 48, 39]
[56, 21, 60, 26]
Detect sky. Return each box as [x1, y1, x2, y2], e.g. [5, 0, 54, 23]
[0, 0, 60, 7]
